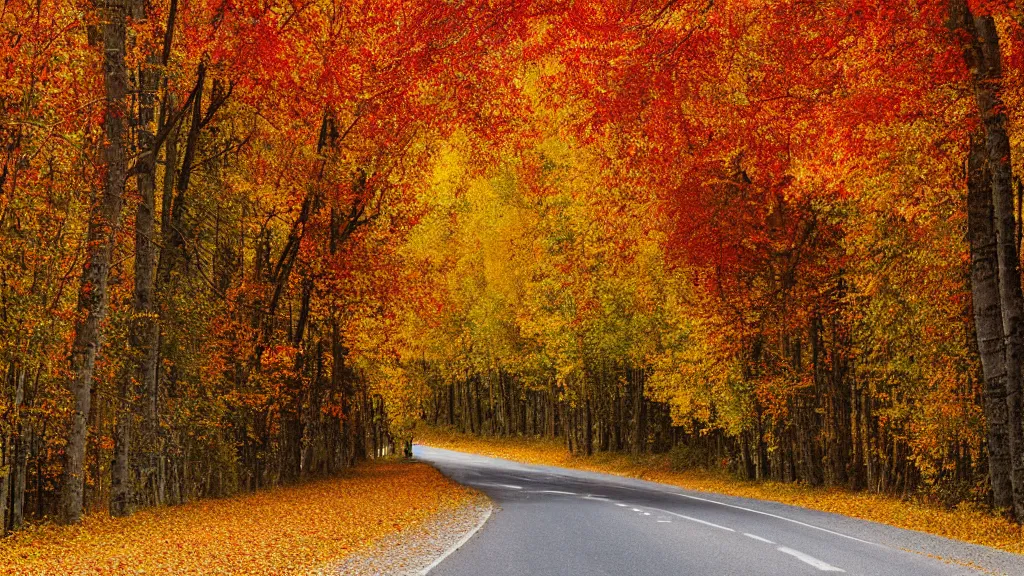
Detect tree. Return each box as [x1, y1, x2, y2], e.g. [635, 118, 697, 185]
[60, 0, 131, 524]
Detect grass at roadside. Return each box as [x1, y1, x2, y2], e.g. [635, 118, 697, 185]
[0, 460, 474, 575]
[415, 425, 1024, 557]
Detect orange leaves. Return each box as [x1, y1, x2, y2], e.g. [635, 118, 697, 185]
[0, 461, 473, 576]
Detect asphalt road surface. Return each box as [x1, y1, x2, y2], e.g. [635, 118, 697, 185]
[415, 445, 1024, 576]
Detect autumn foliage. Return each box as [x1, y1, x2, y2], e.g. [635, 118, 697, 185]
[4, 0, 1024, 559]
[0, 461, 472, 575]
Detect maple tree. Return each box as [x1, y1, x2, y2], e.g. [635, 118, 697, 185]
[5, 0, 1024, 547]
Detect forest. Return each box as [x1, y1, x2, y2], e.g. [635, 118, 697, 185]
[4, 0, 1024, 539]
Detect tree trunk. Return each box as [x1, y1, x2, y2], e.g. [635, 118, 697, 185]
[967, 129, 1015, 511]
[11, 418, 29, 531]
[0, 443, 8, 534]
[60, 0, 129, 524]
[0, 363, 25, 533]
[0, 376, 9, 534]
[584, 397, 593, 456]
[282, 278, 312, 482]
[473, 376, 483, 436]
[952, 0, 1024, 519]
[447, 382, 455, 427]
[110, 394, 130, 516]
[975, 14, 1024, 519]
[547, 382, 556, 437]
[740, 431, 754, 480]
[850, 370, 864, 490]
[114, 36, 166, 516]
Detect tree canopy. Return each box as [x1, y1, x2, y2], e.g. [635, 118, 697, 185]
[3, 0, 1024, 529]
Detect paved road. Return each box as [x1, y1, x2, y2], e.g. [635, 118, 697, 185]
[415, 445, 1024, 576]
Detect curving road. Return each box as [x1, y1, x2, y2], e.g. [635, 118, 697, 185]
[414, 445, 1024, 576]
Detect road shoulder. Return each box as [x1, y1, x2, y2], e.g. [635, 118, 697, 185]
[328, 492, 492, 576]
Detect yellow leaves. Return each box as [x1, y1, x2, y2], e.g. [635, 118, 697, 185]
[418, 426, 1024, 558]
[0, 462, 474, 576]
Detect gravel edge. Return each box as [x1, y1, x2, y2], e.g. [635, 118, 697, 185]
[323, 493, 493, 576]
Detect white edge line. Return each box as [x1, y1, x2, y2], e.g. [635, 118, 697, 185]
[669, 491, 878, 546]
[743, 532, 775, 544]
[420, 503, 493, 575]
[776, 546, 846, 572]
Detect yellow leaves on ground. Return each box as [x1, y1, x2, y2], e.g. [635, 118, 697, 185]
[0, 462, 473, 576]
[416, 427, 1024, 557]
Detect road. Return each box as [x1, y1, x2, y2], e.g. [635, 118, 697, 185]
[415, 445, 1024, 576]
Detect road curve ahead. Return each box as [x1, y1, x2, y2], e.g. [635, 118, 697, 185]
[415, 445, 1024, 576]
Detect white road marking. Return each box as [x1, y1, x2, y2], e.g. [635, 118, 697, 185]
[632, 508, 642, 512]
[530, 490, 577, 496]
[582, 495, 611, 502]
[420, 503, 493, 575]
[615, 503, 628, 507]
[422, 446, 876, 561]
[668, 492, 878, 546]
[776, 546, 845, 572]
[743, 533, 775, 544]
[649, 507, 736, 532]
[670, 513, 735, 532]
[643, 512, 651, 516]
[656, 519, 671, 523]
[475, 482, 523, 490]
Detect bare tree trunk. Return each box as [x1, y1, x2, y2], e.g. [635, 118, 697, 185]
[60, 0, 129, 524]
[959, 9, 1024, 518]
[967, 129, 1015, 511]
